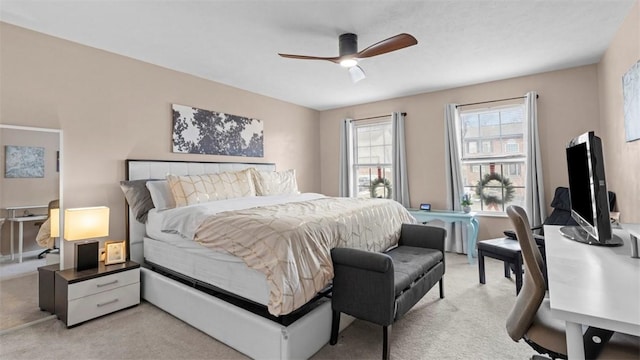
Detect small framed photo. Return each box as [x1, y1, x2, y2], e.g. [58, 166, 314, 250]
[104, 240, 126, 265]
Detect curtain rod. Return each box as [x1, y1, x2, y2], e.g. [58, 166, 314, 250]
[352, 112, 407, 122]
[455, 94, 538, 108]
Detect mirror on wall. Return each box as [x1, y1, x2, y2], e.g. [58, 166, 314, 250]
[0, 124, 63, 271]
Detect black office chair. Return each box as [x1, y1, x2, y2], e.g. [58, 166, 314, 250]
[502, 187, 616, 286]
[530, 187, 616, 236]
[507, 187, 616, 256]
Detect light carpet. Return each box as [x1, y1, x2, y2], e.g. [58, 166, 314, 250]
[0, 272, 54, 332]
[0, 254, 536, 359]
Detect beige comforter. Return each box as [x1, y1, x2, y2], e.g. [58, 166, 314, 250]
[194, 197, 415, 316]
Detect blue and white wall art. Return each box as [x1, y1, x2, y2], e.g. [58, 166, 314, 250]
[5, 145, 45, 178]
[172, 104, 264, 157]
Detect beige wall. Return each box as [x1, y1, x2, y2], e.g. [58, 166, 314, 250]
[320, 65, 602, 240]
[0, 23, 321, 264]
[1, 1, 637, 260]
[598, 0, 640, 223]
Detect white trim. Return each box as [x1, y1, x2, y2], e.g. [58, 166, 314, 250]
[0, 124, 61, 133]
[0, 315, 57, 335]
[0, 124, 64, 269]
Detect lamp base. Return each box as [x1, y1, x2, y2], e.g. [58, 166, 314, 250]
[75, 241, 99, 271]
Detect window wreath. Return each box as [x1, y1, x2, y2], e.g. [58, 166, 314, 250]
[475, 173, 515, 208]
[370, 178, 392, 199]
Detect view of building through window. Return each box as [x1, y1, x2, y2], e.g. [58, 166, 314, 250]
[353, 120, 393, 199]
[459, 105, 527, 212]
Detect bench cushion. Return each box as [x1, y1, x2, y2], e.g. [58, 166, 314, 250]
[478, 238, 522, 258]
[387, 246, 443, 296]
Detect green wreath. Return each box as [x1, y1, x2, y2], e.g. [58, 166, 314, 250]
[370, 178, 392, 199]
[475, 173, 514, 207]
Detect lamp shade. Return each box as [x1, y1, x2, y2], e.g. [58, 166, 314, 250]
[64, 206, 109, 241]
[348, 65, 366, 83]
[50, 208, 60, 238]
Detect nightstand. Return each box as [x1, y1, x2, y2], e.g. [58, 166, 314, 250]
[55, 260, 140, 327]
[38, 264, 60, 313]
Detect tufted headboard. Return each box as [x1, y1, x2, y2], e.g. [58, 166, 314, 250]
[125, 159, 276, 264]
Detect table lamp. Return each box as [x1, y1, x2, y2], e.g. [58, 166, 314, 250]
[64, 206, 109, 271]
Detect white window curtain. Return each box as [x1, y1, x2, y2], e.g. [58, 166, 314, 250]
[524, 91, 546, 225]
[391, 112, 411, 207]
[338, 119, 353, 197]
[444, 104, 467, 253]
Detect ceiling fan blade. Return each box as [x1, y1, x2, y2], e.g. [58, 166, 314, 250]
[356, 33, 418, 59]
[278, 53, 341, 64]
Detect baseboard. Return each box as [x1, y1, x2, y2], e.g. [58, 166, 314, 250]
[0, 249, 43, 262]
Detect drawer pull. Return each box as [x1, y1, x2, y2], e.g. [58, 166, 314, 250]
[96, 280, 118, 288]
[96, 299, 119, 307]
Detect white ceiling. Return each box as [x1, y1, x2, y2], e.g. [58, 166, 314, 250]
[0, 0, 635, 111]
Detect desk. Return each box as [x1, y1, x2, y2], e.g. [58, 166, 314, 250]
[408, 209, 479, 264]
[544, 225, 640, 360]
[5, 205, 48, 263]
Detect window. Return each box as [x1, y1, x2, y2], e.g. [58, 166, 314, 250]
[351, 119, 393, 199]
[458, 105, 526, 213]
[481, 140, 492, 153]
[468, 141, 478, 154]
[505, 141, 519, 153]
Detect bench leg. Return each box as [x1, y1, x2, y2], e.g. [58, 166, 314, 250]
[382, 325, 391, 360]
[504, 261, 511, 278]
[330, 310, 340, 345]
[478, 251, 486, 285]
[439, 278, 445, 299]
[514, 257, 523, 295]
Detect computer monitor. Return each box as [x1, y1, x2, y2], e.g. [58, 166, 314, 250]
[560, 131, 622, 246]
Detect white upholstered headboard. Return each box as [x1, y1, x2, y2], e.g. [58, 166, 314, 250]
[125, 159, 276, 264]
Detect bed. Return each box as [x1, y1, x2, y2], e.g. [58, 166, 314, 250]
[124, 159, 415, 359]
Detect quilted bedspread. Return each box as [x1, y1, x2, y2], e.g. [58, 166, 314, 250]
[194, 197, 415, 316]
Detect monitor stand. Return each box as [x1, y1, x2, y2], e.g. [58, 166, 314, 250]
[559, 226, 623, 247]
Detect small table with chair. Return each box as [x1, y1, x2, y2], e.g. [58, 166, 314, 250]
[476, 187, 612, 294]
[4, 205, 48, 263]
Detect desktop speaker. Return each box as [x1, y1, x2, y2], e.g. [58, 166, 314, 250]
[74, 241, 99, 271]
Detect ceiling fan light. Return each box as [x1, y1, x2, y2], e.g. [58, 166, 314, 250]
[340, 58, 358, 68]
[349, 65, 366, 83]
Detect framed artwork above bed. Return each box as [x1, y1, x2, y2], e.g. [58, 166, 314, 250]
[172, 104, 264, 156]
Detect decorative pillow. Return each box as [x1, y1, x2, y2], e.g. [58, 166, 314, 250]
[120, 179, 156, 223]
[167, 168, 256, 207]
[253, 169, 300, 196]
[146, 180, 176, 210]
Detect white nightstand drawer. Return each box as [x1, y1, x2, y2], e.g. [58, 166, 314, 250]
[68, 268, 140, 300]
[67, 282, 140, 326]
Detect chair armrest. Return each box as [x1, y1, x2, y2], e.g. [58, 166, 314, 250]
[398, 223, 446, 253]
[331, 247, 392, 273]
[331, 248, 395, 326]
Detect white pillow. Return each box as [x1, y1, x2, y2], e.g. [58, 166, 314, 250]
[167, 169, 256, 207]
[253, 169, 300, 196]
[146, 180, 176, 210]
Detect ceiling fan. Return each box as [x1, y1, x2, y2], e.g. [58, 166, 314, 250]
[278, 33, 418, 83]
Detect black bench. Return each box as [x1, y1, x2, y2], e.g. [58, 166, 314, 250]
[478, 238, 524, 294]
[477, 237, 545, 295]
[330, 223, 446, 360]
